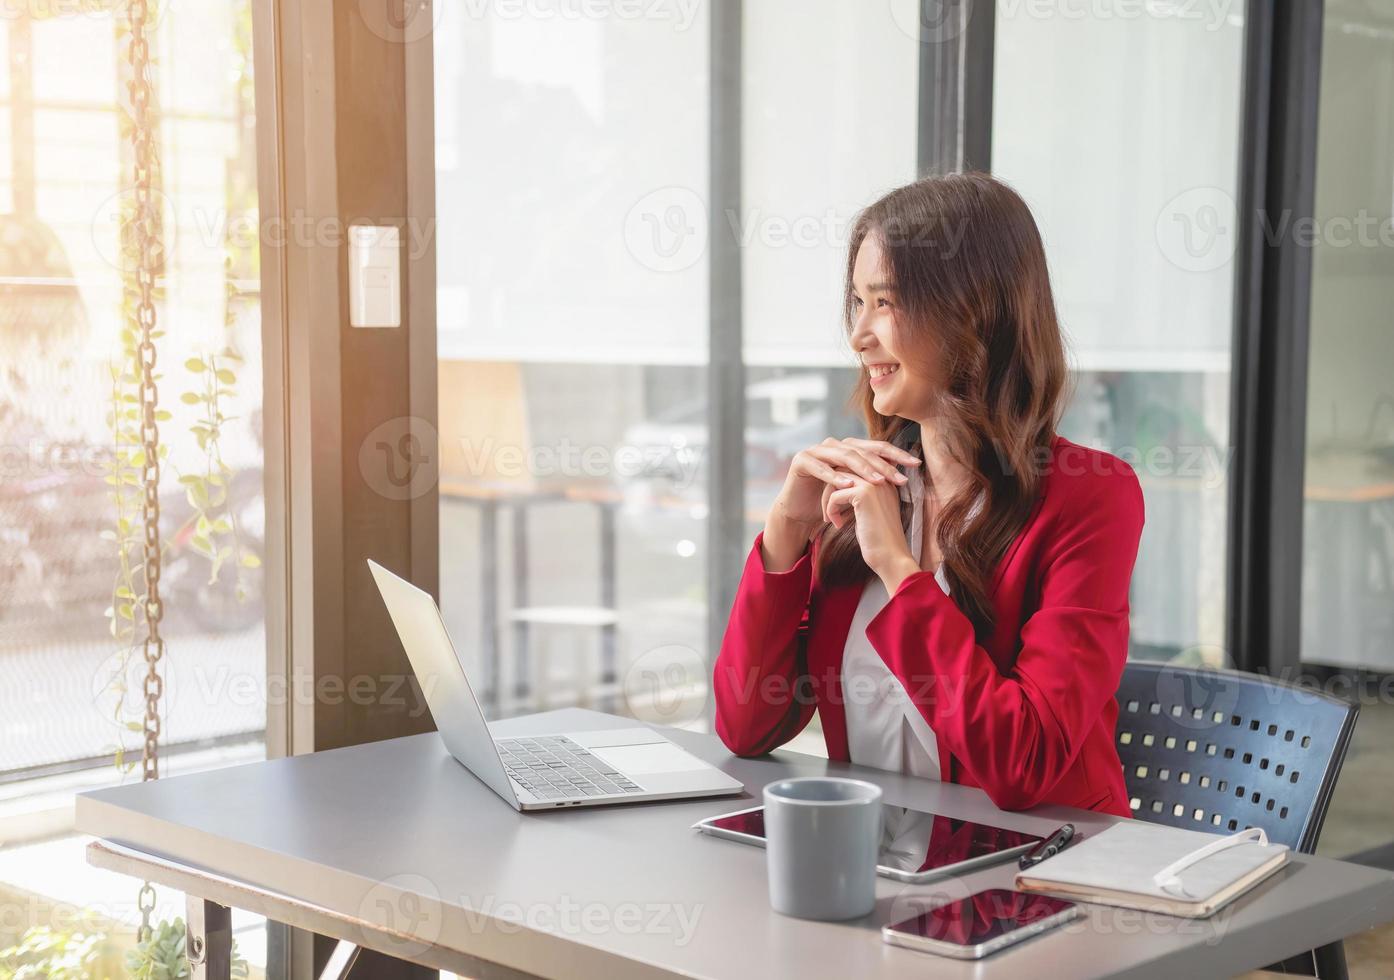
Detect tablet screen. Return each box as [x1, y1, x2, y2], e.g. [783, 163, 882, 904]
[704, 805, 1043, 875]
[888, 888, 1076, 947]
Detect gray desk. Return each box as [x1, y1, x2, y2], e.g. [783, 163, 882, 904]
[78, 708, 1394, 979]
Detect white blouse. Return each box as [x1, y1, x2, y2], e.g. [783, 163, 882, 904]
[840, 456, 947, 779]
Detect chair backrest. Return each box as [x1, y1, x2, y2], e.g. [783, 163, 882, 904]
[1114, 662, 1359, 852]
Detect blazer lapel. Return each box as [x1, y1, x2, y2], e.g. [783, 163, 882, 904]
[805, 580, 861, 761]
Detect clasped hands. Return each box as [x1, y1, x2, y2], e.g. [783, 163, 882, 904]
[768, 437, 924, 594]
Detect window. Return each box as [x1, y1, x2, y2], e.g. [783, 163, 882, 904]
[992, 0, 1248, 659]
[741, 0, 920, 522]
[0, 2, 267, 969]
[432, 0, 1247, 734]
[1301, 0, 1394, 859]
[432, 3, 710, 724]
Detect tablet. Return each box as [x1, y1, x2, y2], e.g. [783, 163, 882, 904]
[882, 887, 1080, 959]
[693, 804, 1043, 883]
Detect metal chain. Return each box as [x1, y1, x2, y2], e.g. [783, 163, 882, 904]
[126, 0, 165, 944]
[127, 0, 163, 786]
[136, 882, 157, 944]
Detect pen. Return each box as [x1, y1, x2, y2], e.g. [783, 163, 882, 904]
[1018, 823, 1076, 869]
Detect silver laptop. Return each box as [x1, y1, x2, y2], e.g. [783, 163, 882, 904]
[368, 560, 745, 811]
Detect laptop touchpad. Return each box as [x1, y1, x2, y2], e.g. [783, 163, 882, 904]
[590, 743, 708, 775]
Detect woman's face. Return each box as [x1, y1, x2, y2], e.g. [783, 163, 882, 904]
[849, 233, 937, 421]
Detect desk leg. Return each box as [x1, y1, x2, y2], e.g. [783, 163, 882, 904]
[599, 500, 618, 712]
[513, 501, 531, 708]
[187, 896, 233, 980]
[318, 939, 361, 979]
[344, 948, 438, 979]
[480, 499, 500, 712]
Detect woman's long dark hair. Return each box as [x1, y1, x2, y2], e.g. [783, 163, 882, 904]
[816, 173, 1067, 638]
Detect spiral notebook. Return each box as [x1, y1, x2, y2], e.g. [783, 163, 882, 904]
[1014, 822, 1289, 918]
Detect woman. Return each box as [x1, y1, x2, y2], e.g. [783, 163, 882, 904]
[713, 173, 1144, 817]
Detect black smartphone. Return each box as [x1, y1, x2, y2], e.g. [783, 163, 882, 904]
[882, 888, 1079, 960]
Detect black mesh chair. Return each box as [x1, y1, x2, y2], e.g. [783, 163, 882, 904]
[1114, 662, 1359, 979]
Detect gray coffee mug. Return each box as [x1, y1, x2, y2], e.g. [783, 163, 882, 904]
[763, 776, 883, 921]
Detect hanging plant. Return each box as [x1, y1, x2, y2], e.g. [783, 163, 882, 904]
[98, 0, 264, 958]
[178, 341, 259, 591]
[174, 0, 260, 597]
[125, 919, 249, 980]
[0, 926, 111, 980]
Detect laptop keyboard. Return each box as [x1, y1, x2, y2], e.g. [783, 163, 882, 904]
[497, 735, 645, 801]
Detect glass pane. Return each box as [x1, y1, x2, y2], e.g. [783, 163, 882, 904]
[1302, 0, 1394, 860]
[742, 0, 920, 367]
[0, 0, 9, 210]
[992, 0, 1247, 659]
[739, 0, 919, 754]
[29, 13, 114, 104]
[433, 5, 710, 728]
[0, 107, 10, 213]
[0, 2, 268, 972]
[739, 0, 919, 482]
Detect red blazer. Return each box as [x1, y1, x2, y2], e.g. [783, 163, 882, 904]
[713, 436, 1145, 817]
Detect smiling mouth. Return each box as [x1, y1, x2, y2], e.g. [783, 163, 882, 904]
[867, 364, 900, 379]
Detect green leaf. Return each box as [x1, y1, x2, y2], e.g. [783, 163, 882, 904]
[241, 553, 262, 568]
[185, 357, 207, 372]
[180, 392, 200, 405]
[215, 368, 237, 385]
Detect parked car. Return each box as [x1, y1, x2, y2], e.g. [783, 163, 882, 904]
[614, 373, 836, 557]
[0, 438, 266, 643]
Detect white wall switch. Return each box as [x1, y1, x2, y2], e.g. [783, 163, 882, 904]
[348, 224, 401, 328]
